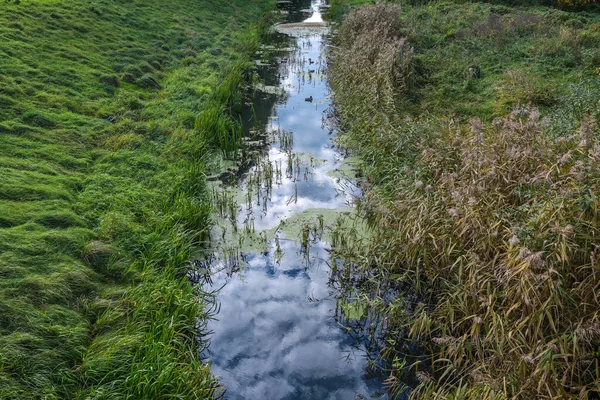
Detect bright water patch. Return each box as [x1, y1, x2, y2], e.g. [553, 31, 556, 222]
[203, 1, 387, 399]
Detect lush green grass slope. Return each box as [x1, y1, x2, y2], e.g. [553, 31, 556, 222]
[329, 0, 600, 398]
[0, 0, 272, 398]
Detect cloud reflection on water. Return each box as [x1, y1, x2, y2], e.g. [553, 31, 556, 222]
[207, 243, 376, 400]
[205, 1, 385, 398]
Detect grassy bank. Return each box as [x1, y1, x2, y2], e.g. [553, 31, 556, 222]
[328, 1, 600, 398]
[0, 0, 273, 398]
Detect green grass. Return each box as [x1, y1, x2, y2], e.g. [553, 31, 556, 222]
[328, 1, 600, 398]
[0, 0, 274, 398]
[331, 0, 600, 121]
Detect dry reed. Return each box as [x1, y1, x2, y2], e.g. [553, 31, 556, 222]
[331, 4, 600, 399]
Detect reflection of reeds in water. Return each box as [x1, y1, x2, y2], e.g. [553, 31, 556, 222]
[223, 246, 242, 276]
[275, 160, 283, 185]
[243, 156, 282, 213]
[286, 183, 298, 206]
[300, 223, 311, 257]
[209, 186, 239, 234]
[286, 152, 294, 179]
[317, 214, 324, 234]
[330, 215, 360, 253]
[243, 217, 255, 235]
[279, 129, 294, 153]
[239, 144, 321, 215]
[210, 187, 237, 219]
[206, 22, 358, 279]
[274, 235, 284, 264]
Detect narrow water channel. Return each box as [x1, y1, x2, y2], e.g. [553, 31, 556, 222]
[203, 1, 386, 398]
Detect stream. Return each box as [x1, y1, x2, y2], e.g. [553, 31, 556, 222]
[201, 1, 387, 398]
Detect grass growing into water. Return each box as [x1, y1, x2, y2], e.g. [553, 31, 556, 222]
[329, 1, 600, 398]
[0, 0, 274, 397]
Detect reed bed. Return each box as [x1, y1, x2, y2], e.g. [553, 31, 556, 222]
[330, 3, 600, 398]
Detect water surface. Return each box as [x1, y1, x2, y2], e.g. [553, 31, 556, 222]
[203, 2, 386, 399]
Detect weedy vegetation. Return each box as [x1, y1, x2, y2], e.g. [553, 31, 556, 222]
[0, 0, 274, 398]
[329, 1, 600, 398]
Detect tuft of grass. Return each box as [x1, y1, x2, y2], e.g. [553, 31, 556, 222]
[496, 68, 557, 108]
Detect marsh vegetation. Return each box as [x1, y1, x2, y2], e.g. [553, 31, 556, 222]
[4, 0, 599, 397]
[329, 0, 600, 398]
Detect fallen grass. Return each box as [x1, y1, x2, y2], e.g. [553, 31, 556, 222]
[0, 0, 273, 397]
[329, 2, 600, 398]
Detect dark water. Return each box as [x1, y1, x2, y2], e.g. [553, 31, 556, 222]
[203, 2, 388, 399]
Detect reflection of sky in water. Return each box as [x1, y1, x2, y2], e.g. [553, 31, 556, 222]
[207, 242, 383, 400]
[238, 32, 360, 231]
[206, 1, 385, 399]
[304, 2, 324, 23]
[240, 146, 358, 231]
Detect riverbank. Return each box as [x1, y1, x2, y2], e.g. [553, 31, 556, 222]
[0, 0, 273, 397]
[328, 1, 600, 398]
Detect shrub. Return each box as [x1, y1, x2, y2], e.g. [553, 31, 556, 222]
[339, 3, 404, 45]
[331, 3, 415, 117]
[496, 68, 556, 108]
[384, 109, 600, 398]
[334, 103, 600, 399]
[331, 3, 600, 398]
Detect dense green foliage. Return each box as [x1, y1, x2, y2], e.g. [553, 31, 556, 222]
[328, 0, 599, 15]
[0, 0, 272, 398]
[329, 1, 600, 398]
